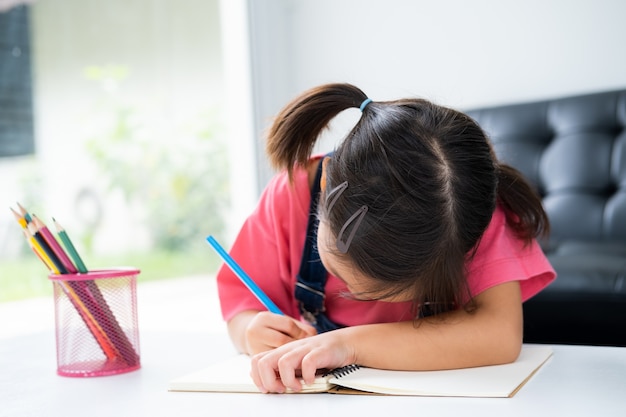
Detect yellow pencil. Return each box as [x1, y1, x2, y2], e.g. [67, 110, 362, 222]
[28, 232, 60, 274]
[11, 207, 27, 228]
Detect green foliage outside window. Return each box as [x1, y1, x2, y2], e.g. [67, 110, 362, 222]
[83, 65, 230, 252]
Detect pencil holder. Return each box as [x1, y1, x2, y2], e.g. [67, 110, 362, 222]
[49, 268, 141, 377]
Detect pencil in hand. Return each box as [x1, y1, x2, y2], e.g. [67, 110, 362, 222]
[206, 235, 284, 315]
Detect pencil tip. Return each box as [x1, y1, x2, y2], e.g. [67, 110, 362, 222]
[10, 207, 22, 219]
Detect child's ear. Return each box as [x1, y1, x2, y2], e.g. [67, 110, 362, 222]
[321, 157, 330, 191]
[320, 156, 330, 191]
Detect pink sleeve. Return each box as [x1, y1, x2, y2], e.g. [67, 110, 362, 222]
[216, 169, 310, 321]
[466, 206, 556, 302]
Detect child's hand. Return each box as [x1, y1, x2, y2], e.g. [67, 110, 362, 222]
[244, 311, 317, 355]
[249, 329, 356, 393]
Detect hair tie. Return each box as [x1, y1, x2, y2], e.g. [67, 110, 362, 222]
[359, 98, 373, 112]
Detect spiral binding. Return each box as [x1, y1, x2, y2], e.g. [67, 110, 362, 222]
[324, 364, 361, 378]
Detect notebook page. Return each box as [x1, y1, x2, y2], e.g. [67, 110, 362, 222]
[168, 354, 331, 393]
[328, 345, 553, 397]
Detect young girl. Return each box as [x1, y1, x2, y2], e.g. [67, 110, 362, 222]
[216, 83, 555, 393]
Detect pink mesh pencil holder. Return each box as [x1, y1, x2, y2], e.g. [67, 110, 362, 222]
[49, 268, 141, 377]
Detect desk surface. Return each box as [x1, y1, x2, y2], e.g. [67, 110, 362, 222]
[1, 277, 626, 417]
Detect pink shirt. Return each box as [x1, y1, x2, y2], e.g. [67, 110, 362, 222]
[217, 159, 556, 327]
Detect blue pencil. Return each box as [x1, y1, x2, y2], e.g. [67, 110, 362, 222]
[206, 235, 284, 315]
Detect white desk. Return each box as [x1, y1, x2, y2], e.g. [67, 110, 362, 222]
[1, 277, 626, 417]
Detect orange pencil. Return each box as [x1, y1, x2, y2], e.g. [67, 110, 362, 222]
[54, 279, 122, 362]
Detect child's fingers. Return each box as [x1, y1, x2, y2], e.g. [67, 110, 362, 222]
[250, 351, 287, 393]
[245, 313, 316, 354]
[293, 320, 318, 338]
[276, 348, 309, 392]
[259, 313, 316, 341]
[251, 342, 328, 393]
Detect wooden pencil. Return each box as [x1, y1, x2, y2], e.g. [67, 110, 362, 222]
[32, 215, 78, 274]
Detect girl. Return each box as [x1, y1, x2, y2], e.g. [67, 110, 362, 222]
[216, 83, 555, 393]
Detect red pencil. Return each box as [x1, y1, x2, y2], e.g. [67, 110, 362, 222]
[31, 215, 78, 274]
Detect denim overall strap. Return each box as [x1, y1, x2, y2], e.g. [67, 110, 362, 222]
[295, 157, 344, 333]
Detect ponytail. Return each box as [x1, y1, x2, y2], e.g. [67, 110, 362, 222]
[266, 83, 368, 177]
[496, 163, 550, 243]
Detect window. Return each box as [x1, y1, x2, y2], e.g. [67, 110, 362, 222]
[0, 0, 257, 302]
[0, 4, 34, 157]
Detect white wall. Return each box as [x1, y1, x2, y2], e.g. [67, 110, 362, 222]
[248, 0, 626, 185]
[219, 0, 259, 240]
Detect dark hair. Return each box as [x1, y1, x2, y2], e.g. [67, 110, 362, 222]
[267, 83, 549, 316]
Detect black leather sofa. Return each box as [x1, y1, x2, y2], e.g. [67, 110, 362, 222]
[467, 89, 626, 347]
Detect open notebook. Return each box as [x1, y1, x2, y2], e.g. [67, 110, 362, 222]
[169, 345, 552, 397]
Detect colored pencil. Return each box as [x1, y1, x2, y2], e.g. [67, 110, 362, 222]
[27, 222, 68, 274]
[32, 215, 78, 274]
[11, 207, 27, 228]
[53, 218, 88, 273]
[16, 202, 32, 223]
[206, 235, 284, 315]
[54, 279, 122, 361]
[26, 230, 60, 274]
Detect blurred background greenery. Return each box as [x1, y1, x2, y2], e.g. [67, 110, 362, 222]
[0, 250, 219, 302]
[1, 1, 230, 303]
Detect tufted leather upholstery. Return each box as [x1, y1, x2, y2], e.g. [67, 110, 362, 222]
[467, 90, 626, 346]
